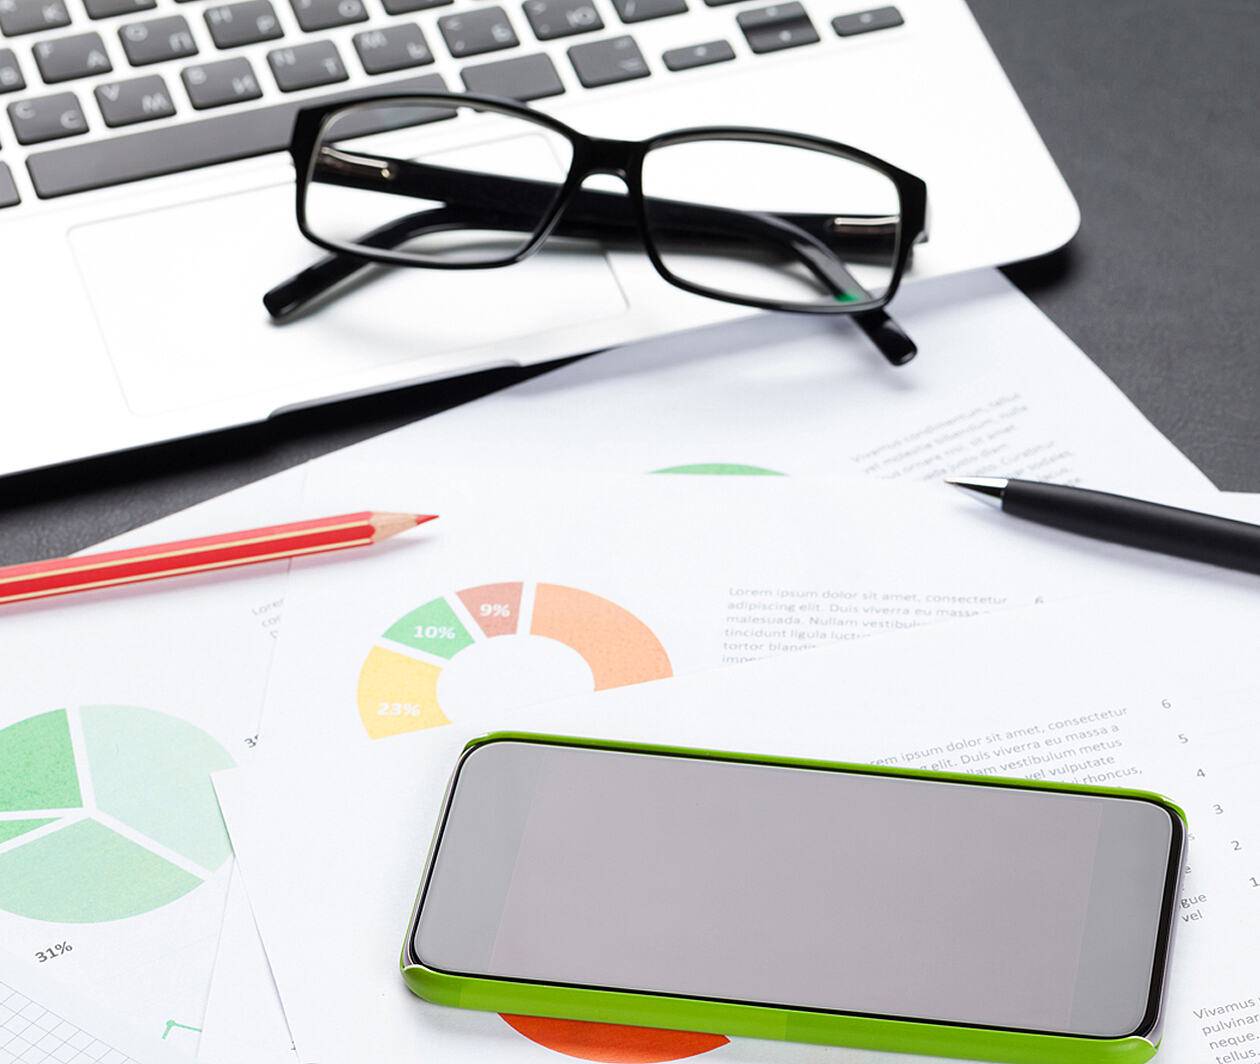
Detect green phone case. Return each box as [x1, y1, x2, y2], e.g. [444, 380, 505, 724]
[401, 732, 1187, 1064]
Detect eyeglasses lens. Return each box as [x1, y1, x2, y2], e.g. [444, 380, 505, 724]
[640, 138, 902, 311]
[304, 101, 576, 265]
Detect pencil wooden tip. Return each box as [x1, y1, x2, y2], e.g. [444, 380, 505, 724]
[371, 512, 438, 542]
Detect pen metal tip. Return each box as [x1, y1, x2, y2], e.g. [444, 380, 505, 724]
[945, 477, 1007, 506]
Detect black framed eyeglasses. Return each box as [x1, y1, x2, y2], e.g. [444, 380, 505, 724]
[265, 92, 929, 366]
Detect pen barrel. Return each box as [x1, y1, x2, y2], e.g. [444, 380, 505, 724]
[1002, 480, 1260, 576]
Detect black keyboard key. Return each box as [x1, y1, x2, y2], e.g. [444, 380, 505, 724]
[182, 55, 260, 106]
[0, 0, 70, 37]
[289, 0, 366, 32]
[610, 0, 684, 23]
[95, 72, 173, 124]
[437, 7, 517, 57]
[382, 0, 449, 14]
[0, 47, 25, 91]
[32, 32, 111, 82]
[662, 38, 731, 69]
[0, 161, 19, 206]
[522, 0, 600, 40]
[267, 40, 346, 90]
[461, 51, 560, 99]
[567, 34, 646, 86]
[8, 91, 86, 143]
[831, 4, 901, 35]
[119, 15, 198, 65]
[353, 24, 431, 74]
[205, 0, 282, 47]
[84, 0, 156, 20]
[737, 2, 817, 53]
[26, 71, 450, 197]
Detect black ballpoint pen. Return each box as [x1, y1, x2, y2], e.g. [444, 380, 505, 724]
[947, 477, 1260, 577]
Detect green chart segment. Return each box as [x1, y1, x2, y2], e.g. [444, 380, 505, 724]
[0, 706, 234, 923]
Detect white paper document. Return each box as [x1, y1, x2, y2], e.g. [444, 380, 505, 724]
[191, 867, 295, 1064]
[189, 265, 1225, 1061]
[0, 470, 304, 1063]
[216, 592, 1260, 1064]
[257, 465, 1254, 762]
[0, 947, 151, 1064]
[304, 270, 1213, 497]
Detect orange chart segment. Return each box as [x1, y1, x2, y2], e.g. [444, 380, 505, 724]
[501, 1016, 728, 1063]
[357, 646, 449, 739]
[459, 582, 523, 638]
[531, 584, 673, 691]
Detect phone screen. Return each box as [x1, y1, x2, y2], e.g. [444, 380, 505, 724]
[410, 739, 1180, 1039]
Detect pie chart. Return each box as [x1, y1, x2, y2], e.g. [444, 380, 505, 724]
[357, 582, 673, 739]
[0, 706, 234, 923]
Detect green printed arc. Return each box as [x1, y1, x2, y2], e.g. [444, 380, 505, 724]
[650, 463, 786, 476]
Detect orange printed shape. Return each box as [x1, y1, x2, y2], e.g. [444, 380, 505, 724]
[501, 1015, 728, 1063]
[530, 584, 672, 690]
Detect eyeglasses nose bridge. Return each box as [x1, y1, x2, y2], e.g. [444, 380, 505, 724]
[571, 136, 641, 182]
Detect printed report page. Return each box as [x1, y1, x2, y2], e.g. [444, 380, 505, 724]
[216, 590, 1259, 1064]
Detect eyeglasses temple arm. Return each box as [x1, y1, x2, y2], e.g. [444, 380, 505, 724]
[852, 309, 916, 365]
[265, 201, 915, 365]
[265, 195, 872, 317]
[264, 205, 470, 318]
[310, 148, 905, 258]
[263, 180, 868, 320]
[263, 196, 620, 319]
[781, 234, 916, 365]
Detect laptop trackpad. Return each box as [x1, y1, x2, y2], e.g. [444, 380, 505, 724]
[69, 178, 628, 416]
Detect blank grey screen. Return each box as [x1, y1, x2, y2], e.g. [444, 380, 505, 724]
[415, 741, 1174, 1036]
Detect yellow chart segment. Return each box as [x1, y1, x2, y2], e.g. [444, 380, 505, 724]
[357, 648, 450, 739]
[356, 582, 671, 740]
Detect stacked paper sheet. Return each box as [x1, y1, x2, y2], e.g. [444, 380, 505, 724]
[2, 270, 1254, 1064]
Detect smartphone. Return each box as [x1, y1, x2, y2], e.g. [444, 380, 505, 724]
[402, 733, 1185, 1064]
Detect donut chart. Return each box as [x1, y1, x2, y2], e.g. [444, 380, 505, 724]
[357, 582, 673, 739]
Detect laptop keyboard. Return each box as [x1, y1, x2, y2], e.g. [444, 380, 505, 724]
[0, 0, 903, 204]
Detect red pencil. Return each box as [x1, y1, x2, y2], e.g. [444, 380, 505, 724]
[0, 511, 437, 607]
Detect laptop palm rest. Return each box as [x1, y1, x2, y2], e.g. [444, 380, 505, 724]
[68, 178, 628, 416]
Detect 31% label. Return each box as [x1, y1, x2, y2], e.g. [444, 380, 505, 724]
[35, 942, 73, 963]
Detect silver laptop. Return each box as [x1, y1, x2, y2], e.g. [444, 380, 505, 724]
[0, 0, 1078, 476]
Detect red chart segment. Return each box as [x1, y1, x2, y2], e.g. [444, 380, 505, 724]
[459, 582, 522, 638]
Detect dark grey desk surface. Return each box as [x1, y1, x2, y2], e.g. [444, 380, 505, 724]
[2, 0, 1256, 563]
